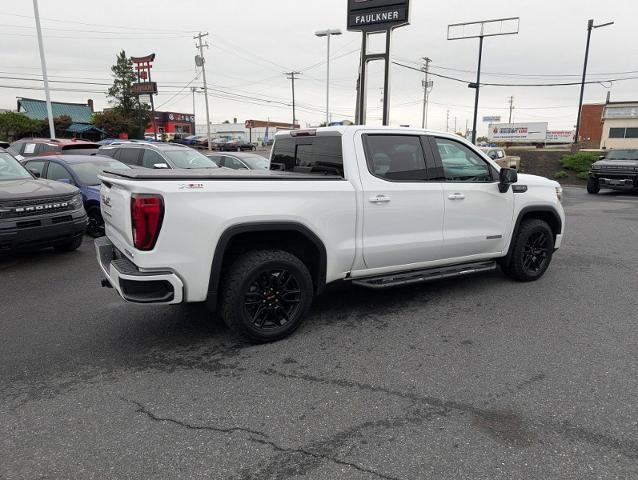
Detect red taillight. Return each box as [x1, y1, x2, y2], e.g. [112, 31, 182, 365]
[131, 194, 164, 251]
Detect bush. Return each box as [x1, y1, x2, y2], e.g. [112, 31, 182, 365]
[559, 152, 598, 173]
[577, 171, 591, 180]
[553, 171, 568, 179]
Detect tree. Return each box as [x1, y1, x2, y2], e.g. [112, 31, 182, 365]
[476, 136, 489, 143]
[100, 50, 150, 138]
[0, 112, 41, 141]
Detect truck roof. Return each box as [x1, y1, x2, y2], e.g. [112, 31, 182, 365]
[273, 125, 456, 138]
[100, 168, 342, 181]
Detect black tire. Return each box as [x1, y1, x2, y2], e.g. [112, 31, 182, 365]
[587, 177, 600, 194]
[86, 206, 105, 238]
[219, 249, 313, 343]
[501, 219, 554, 282]
[54, 235, 83, 253]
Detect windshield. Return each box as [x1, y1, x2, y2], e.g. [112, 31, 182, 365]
[605, 149, 638, 161]
[163, 149, 219, 169]
[240, 155, 270, 170]
[0, 152, 32, 180]
[68, 160, 130, 185]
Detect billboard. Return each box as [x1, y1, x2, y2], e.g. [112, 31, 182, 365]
[347, 0, 410, 31]
[488, 122, 548, 142]
[546, 130, 575, 144]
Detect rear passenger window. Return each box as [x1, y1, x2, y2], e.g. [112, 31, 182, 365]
[271, 136, 343, 177]
[118, 148, 141, 166]
[26, 160, 46, 176]
[364, 135, 428, 181]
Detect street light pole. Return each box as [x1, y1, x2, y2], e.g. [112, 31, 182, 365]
[32, 0, 55, 139]
[315, 29, 342, 126]
[574, 19, 614, 145]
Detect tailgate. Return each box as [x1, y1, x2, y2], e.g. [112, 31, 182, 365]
[100, 176, 134, 250]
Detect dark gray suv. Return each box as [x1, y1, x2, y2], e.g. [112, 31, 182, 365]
[97, 142, 219, 170]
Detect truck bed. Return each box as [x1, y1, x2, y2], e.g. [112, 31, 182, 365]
[101, 169, 343, 181]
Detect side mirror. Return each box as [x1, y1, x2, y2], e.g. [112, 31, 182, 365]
[153, 163, 169, 169]
[498, 167, 518, 193]
[29, 169, 41, 178]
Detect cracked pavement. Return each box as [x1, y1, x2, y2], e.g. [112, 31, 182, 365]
[1, 187, 637, 479]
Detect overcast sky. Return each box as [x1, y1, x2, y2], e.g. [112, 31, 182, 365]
[2, 0, 636, 135]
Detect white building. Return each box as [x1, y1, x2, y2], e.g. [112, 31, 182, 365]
[600, 101, 638, 149]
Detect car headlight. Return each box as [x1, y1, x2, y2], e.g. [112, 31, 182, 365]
[555, 186, 563, 202]
[69, 193, 83, 209]
[592, 164, 602, 170]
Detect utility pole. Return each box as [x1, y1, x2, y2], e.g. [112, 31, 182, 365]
[508, 95, 515, 123]
[421, 57, 432, 129]
[285, 72, 301, 128]
[446, 110, 450, 132]
[574, 19, 614, 145]
[194, 32, 212, 150]
[32, 0, 55, 139]
[191, 86, 196, 118]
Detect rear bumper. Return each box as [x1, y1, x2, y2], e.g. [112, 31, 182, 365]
[0, 210, 87, 252]
[95, 236, 184, 304]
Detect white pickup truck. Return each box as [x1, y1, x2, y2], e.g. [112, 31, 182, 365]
[96, 126, 565, 342]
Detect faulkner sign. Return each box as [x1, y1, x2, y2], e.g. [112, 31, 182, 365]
[347, 0, 410, 31]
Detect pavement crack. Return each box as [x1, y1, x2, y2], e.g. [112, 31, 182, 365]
[130, 399, 266, 437]
[130, 399, 406, 480]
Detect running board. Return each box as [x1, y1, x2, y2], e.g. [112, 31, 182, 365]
[351, 260, 497, 289]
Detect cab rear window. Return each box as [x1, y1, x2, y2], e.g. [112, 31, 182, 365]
[271, 136, 343, 177]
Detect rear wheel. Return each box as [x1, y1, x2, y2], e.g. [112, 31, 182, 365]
[501, 219, 554, 282]
[587, 177, 600, 194]
[219, 249, 313, 343]
[86, 206, 104, 238]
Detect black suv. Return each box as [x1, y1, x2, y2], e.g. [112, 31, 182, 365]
[97, 142, 219, 169]
[0, 148, 86, 253]
[588, 149, 638, 194]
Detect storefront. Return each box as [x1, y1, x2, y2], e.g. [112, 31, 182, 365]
[146, 111, 195, 138]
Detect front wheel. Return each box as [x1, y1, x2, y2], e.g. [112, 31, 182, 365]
[587, 177, 600, 194]
[219, 250, 313, 343]
[501, 219, 554, 282]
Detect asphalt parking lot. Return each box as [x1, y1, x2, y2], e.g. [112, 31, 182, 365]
[1, 186, 637, 480]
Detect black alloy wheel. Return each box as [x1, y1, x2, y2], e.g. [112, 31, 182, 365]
[521, 231, 549, 275]
[244, 269, 302, 330]
[86, 207, 105, 238]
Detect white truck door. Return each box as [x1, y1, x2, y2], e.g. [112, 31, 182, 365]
[359, 134, 444, 270]
[430, 136, 514, 259]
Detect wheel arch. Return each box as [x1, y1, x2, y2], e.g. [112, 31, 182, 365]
[206, 222, 327, 309]
[504, 206, 562, 262]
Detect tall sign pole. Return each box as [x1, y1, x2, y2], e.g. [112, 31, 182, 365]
[348, 0, 410, 126]
[448, 17, 520, 144]
[194, 32, 212, 151]
[32, 0, 55, 139]
[131, 54, 157, 140]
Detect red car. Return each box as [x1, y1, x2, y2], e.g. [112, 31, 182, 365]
[9, 138, 100, 161]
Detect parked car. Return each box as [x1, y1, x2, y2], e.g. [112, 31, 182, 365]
[23, 155, 129, 237]
[219, 140, 256, 152]
[204, 152, 269, 170]
[97, 138, 149, 146]
[95, 126, 565, 343]
[97, 142, 219, 170]
[0, 148, 86, 253]
[480, 147, 521, 170]
[587, 149, 638, 194]
[0, 141, 9, 149]
[10, 138, 100, 160]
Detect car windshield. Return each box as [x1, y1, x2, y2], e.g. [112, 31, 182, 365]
[68, 160, 130, 185]
[0, 152, 32, 180]
[163, 149, 219, 169]
[240, 155, 269, 170]
[605, 149, 638, 161]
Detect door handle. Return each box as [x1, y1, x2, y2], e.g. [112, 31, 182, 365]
[369, 194, 391, 203]
[448, 193, 465, 200]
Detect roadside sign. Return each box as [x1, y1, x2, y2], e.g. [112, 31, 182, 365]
[488, 122, 548, 142]
[138, 94, 151, 104]
[133, 82, 158, 95]
[245, 120, 255, 129]
[482, 115, 501, 122]
[347, 0, 410, 32]
[546, 130, 575, 143]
